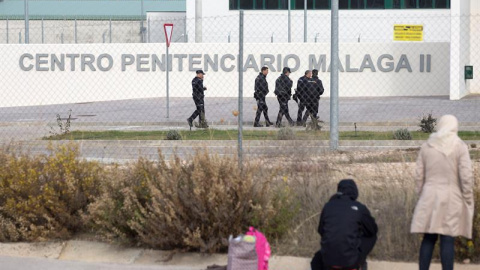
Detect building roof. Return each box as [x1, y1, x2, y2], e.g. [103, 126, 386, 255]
[0, 0, 186, 20]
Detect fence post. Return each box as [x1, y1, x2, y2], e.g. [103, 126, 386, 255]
[42, 18, 44, 43]
[195, 0, 202, 43]
[24, 0, 29, 44]
[6, 19, 8, 44]
[330, 0, 339, 150]
[74, 19, 77, 44]
[288, 0, 291, 43]
[147, 18, 151, 43]
[109, 18, 112, 43]
[19, 32, 22, 43]
[238, 10, 244, 169]
[304, 0, 307, 42]
[61, 33, 64, 44]
[184, 16, 188, 42]
[141, 0, 145, 42]
[271, 32, 274, 43]
[166, 40, 170, 118]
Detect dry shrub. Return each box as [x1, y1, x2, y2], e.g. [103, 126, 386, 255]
[0, 143, 103, 241]
[86, 150, 297, 253]
[277, 156, 480, 263]
[280, 160, 419, 259]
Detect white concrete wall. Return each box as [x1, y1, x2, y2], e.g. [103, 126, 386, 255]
[186, 2, 451, 43]
[450, 0, 471, 99]
[0, 42, 449, 108]
[469, 1, 480, 94]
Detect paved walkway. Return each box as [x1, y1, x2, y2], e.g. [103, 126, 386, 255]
[0, 256, 192, 270]
[0, 96, 479, 141]
[0, 240, 478, 270]
[1, 96, 479, 125]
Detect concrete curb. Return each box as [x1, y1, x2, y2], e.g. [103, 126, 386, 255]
[3, 121, 480, 128]
[0, 240, 478, 270]
[15, 139, 480, 147]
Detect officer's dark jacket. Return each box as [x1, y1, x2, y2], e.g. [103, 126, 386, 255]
[312, 76, 325, 99]
[318, 179, 378, 268]
[274, 74, 293, 97]
[295, 76, 309, 101]
[303, 77, 320, 103]
[254, 73, 269, 100]
[192, 76, 205, 99]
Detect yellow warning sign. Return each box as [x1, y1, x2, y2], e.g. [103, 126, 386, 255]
[394, 25, 423, 41]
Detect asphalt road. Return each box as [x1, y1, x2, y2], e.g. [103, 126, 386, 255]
[1, 96, 479, 125]
[0, 96, 478, 161]
[0, 256, 198, 270]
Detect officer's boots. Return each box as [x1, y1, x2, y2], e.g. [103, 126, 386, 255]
[275, 112, 283, 128]
[264, 114, 273, 127]
[199, 113, 209, 128]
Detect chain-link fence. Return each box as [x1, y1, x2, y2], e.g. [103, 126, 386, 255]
[0, 18, 187, 44]
[0, 11, 479, 162]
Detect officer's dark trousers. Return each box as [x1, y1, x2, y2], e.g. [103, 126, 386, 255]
[276, 95, 293, 125]
[254, 98, 270, 123]
[314, 99, 320, 118]
[297, 100, 306, 122]
[302, 103, 318, 123]
[189, 97, 205, 122]
[311, 236, 377, 270]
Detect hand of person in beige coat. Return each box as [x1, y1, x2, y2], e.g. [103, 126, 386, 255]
[411, 115, 474, 239]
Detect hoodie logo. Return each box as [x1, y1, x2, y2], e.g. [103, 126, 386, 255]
[351, 206, 359, 211]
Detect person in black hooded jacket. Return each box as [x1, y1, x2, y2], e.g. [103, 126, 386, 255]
[311, 179, 378, 270]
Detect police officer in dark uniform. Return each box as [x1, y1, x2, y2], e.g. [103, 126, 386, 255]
[301, 72, 319, 127]
[274, 67, 294, 127]
[187, 70, 208, 129]
[311, 69, 325, 120]
[254, 66, 273, 127]
[294, 70, 312, 126]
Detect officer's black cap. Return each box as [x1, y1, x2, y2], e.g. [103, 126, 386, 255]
[196, 70, 205, 75]
[282, 67, 291, 74]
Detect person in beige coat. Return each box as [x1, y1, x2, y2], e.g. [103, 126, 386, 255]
[411, 115, 474, 270]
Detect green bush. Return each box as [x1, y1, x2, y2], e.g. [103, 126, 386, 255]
[277, 127, 296, 140]
[419, 113, 437, 133]
[166, 130, 182, 140]
[86, 150, 297, 253]
[0, 143, 103, 241]
[393, 128, 412, 140]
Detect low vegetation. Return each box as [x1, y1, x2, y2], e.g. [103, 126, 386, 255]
[393, 128, 413, 140]
[44, 129, 480, 141]
[1, 144, 479, 263]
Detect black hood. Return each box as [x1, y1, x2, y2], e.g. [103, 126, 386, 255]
[336, 179, 358, 201]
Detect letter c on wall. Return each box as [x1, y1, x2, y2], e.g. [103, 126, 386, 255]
[20, 53, 34, 71]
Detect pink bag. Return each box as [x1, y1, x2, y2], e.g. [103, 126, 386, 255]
[246, 227, 271, 270]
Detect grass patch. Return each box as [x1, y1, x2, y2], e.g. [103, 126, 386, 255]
[44, 130, 480, 141]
